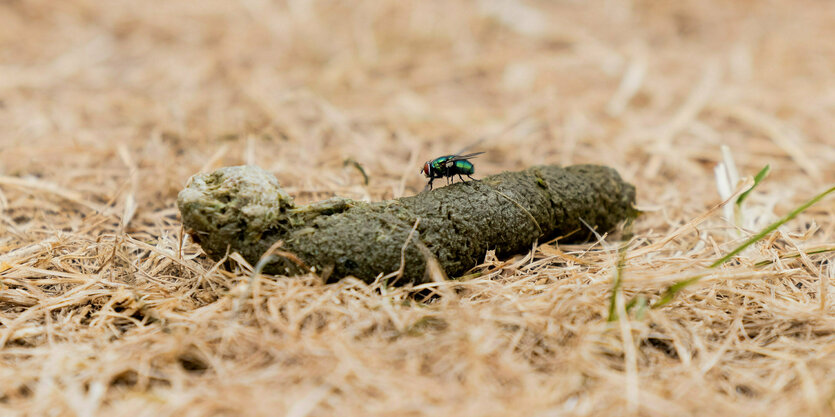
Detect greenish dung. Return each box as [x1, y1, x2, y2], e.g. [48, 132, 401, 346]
[177, 164, 638, 284]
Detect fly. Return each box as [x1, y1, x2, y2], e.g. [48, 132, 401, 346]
[420, 152, 485, 190]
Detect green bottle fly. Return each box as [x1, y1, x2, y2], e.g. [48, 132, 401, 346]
[420, 152, 484, 190]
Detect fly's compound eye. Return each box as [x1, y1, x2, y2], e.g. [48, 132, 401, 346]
[422, 162, 430, 176]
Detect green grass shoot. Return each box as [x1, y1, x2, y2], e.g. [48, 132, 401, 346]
[652, 183, 835, 309]
[736, 164, 770, 206]
[607, 242, 629, 322]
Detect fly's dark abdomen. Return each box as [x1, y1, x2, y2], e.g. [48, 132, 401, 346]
[452, 160, 474, 175]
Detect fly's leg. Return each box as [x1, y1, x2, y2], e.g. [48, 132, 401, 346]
[458, 174, 466, 183]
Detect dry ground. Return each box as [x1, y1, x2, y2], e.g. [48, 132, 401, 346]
[2, 0, 835, 416]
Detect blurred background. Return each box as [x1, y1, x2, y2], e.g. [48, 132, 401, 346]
[3, 0, 833, 207]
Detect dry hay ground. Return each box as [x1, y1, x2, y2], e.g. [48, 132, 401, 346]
[1, 0, 835, 416]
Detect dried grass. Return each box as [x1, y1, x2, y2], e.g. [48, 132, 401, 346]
[2, 0, 835, 416]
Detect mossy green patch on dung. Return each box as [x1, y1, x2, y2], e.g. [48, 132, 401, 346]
[177, 165, 637, 284]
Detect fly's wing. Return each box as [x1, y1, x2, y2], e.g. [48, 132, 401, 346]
[446, 152, 485, 163]
[447, 109, 535, 158]
[451, 137, 486, 157]
[441, 152, 485, 168]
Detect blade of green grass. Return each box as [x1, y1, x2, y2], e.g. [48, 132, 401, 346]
[710, 184, 835, 268]
[633, 295, 648, 320]
[607, 242, 629, 322]
[652, 276, 705, 309]
[607, 218, 635, 322]
[652, 184, 835, 309]
[343, 158, 369, 185]
[754, 246, 835, 267]
[736, 164, 770, 206]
